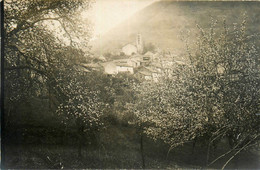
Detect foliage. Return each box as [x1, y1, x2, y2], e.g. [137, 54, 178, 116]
[103, 52, 112, 58]
[189, 17, 260, 150]
[143, 42, 156, 54]
[4, 0, 92, 120]
[55, 71, 106, 131]
[128, 17, 260, 167]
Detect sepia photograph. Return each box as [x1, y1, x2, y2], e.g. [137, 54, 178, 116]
[1, 0, 260, 169]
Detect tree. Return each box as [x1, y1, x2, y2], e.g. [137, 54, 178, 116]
[183, 17, 260, 168]
[4, 0, 92, 126]
[191, 18, 260, 168]
[128, 75, 206, 161]
[143, 42, 156, 54]
[128, 16, 260, 169]
[55, 70, 107, 158]
[4, 1, 102, 160]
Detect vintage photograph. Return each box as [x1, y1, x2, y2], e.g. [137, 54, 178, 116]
[2, 0, 260, 169]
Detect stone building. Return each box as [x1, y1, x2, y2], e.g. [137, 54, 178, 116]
[122, 44, 137, 56]
[121, 34, 144, 56]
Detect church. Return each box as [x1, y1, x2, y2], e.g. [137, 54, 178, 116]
[121, 33, 144, 56]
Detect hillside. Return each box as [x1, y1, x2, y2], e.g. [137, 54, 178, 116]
[90, 1, 260, 55]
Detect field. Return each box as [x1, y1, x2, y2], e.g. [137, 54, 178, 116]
[4, 123, 260, 169]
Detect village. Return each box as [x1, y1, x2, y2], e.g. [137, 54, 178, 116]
[83, 34, 186, 82]
[4, 1, 260, 169]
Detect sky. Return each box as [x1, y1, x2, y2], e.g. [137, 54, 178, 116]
[82, 0, 158, 38]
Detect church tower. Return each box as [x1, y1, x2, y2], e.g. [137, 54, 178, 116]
[136, 33, 143, 54]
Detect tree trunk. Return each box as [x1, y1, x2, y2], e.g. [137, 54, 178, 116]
[140, 131, 145, 169]
[48, 82, 51, 112]
[206, 140, 211, 165]
[77, 125, 84, 159]
[78, 141, 82, 158]
[5, 106, 12, 129]
[228, 135, 235, 149]
[192, 137, 197, 154]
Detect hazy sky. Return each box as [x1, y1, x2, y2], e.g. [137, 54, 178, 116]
[83, 0, 158, 38]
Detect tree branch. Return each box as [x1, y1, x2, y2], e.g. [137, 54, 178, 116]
[221, 134, 259, 170]
[7, 17, 61, 38]
[5, 66, 46, 75]
[207, 134, 248, 167]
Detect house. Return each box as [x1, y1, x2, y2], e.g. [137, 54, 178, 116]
[102, 60, 135, 75]
[143, 66, 161, 82]
[150, 62, 163, 73]
[76, 64, 91, 73]
[116, 63, 134, 74]
[114, 59, 131, 67]
[152, 52, 163, 61]
[122, 44, 137, 56]
[143, 51, 154, 61]
[101, 62, 117, 75]
[113, 59, 135, 74]
[137, 70, 153, 80]
[113, 58, 141, 68]
[140, 58, 151, 66]
[144, 51, 154, 57]
[129, 57, 141, 67]
[136, 66, 161, 82]
[82, 63, 103, 71]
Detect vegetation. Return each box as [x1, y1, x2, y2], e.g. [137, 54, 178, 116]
[3, 1, 259, 169]
[128, 17, 260, 169]
[4, 0, 95, 162]
[91, 1, 260, 54]
[143, 42, 156, 54]
[4, 0, 91, 126]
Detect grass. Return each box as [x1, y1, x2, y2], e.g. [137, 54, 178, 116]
[4, 124, 260, 169]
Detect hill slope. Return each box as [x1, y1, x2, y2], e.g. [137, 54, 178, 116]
[90, 1, 260, 54]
